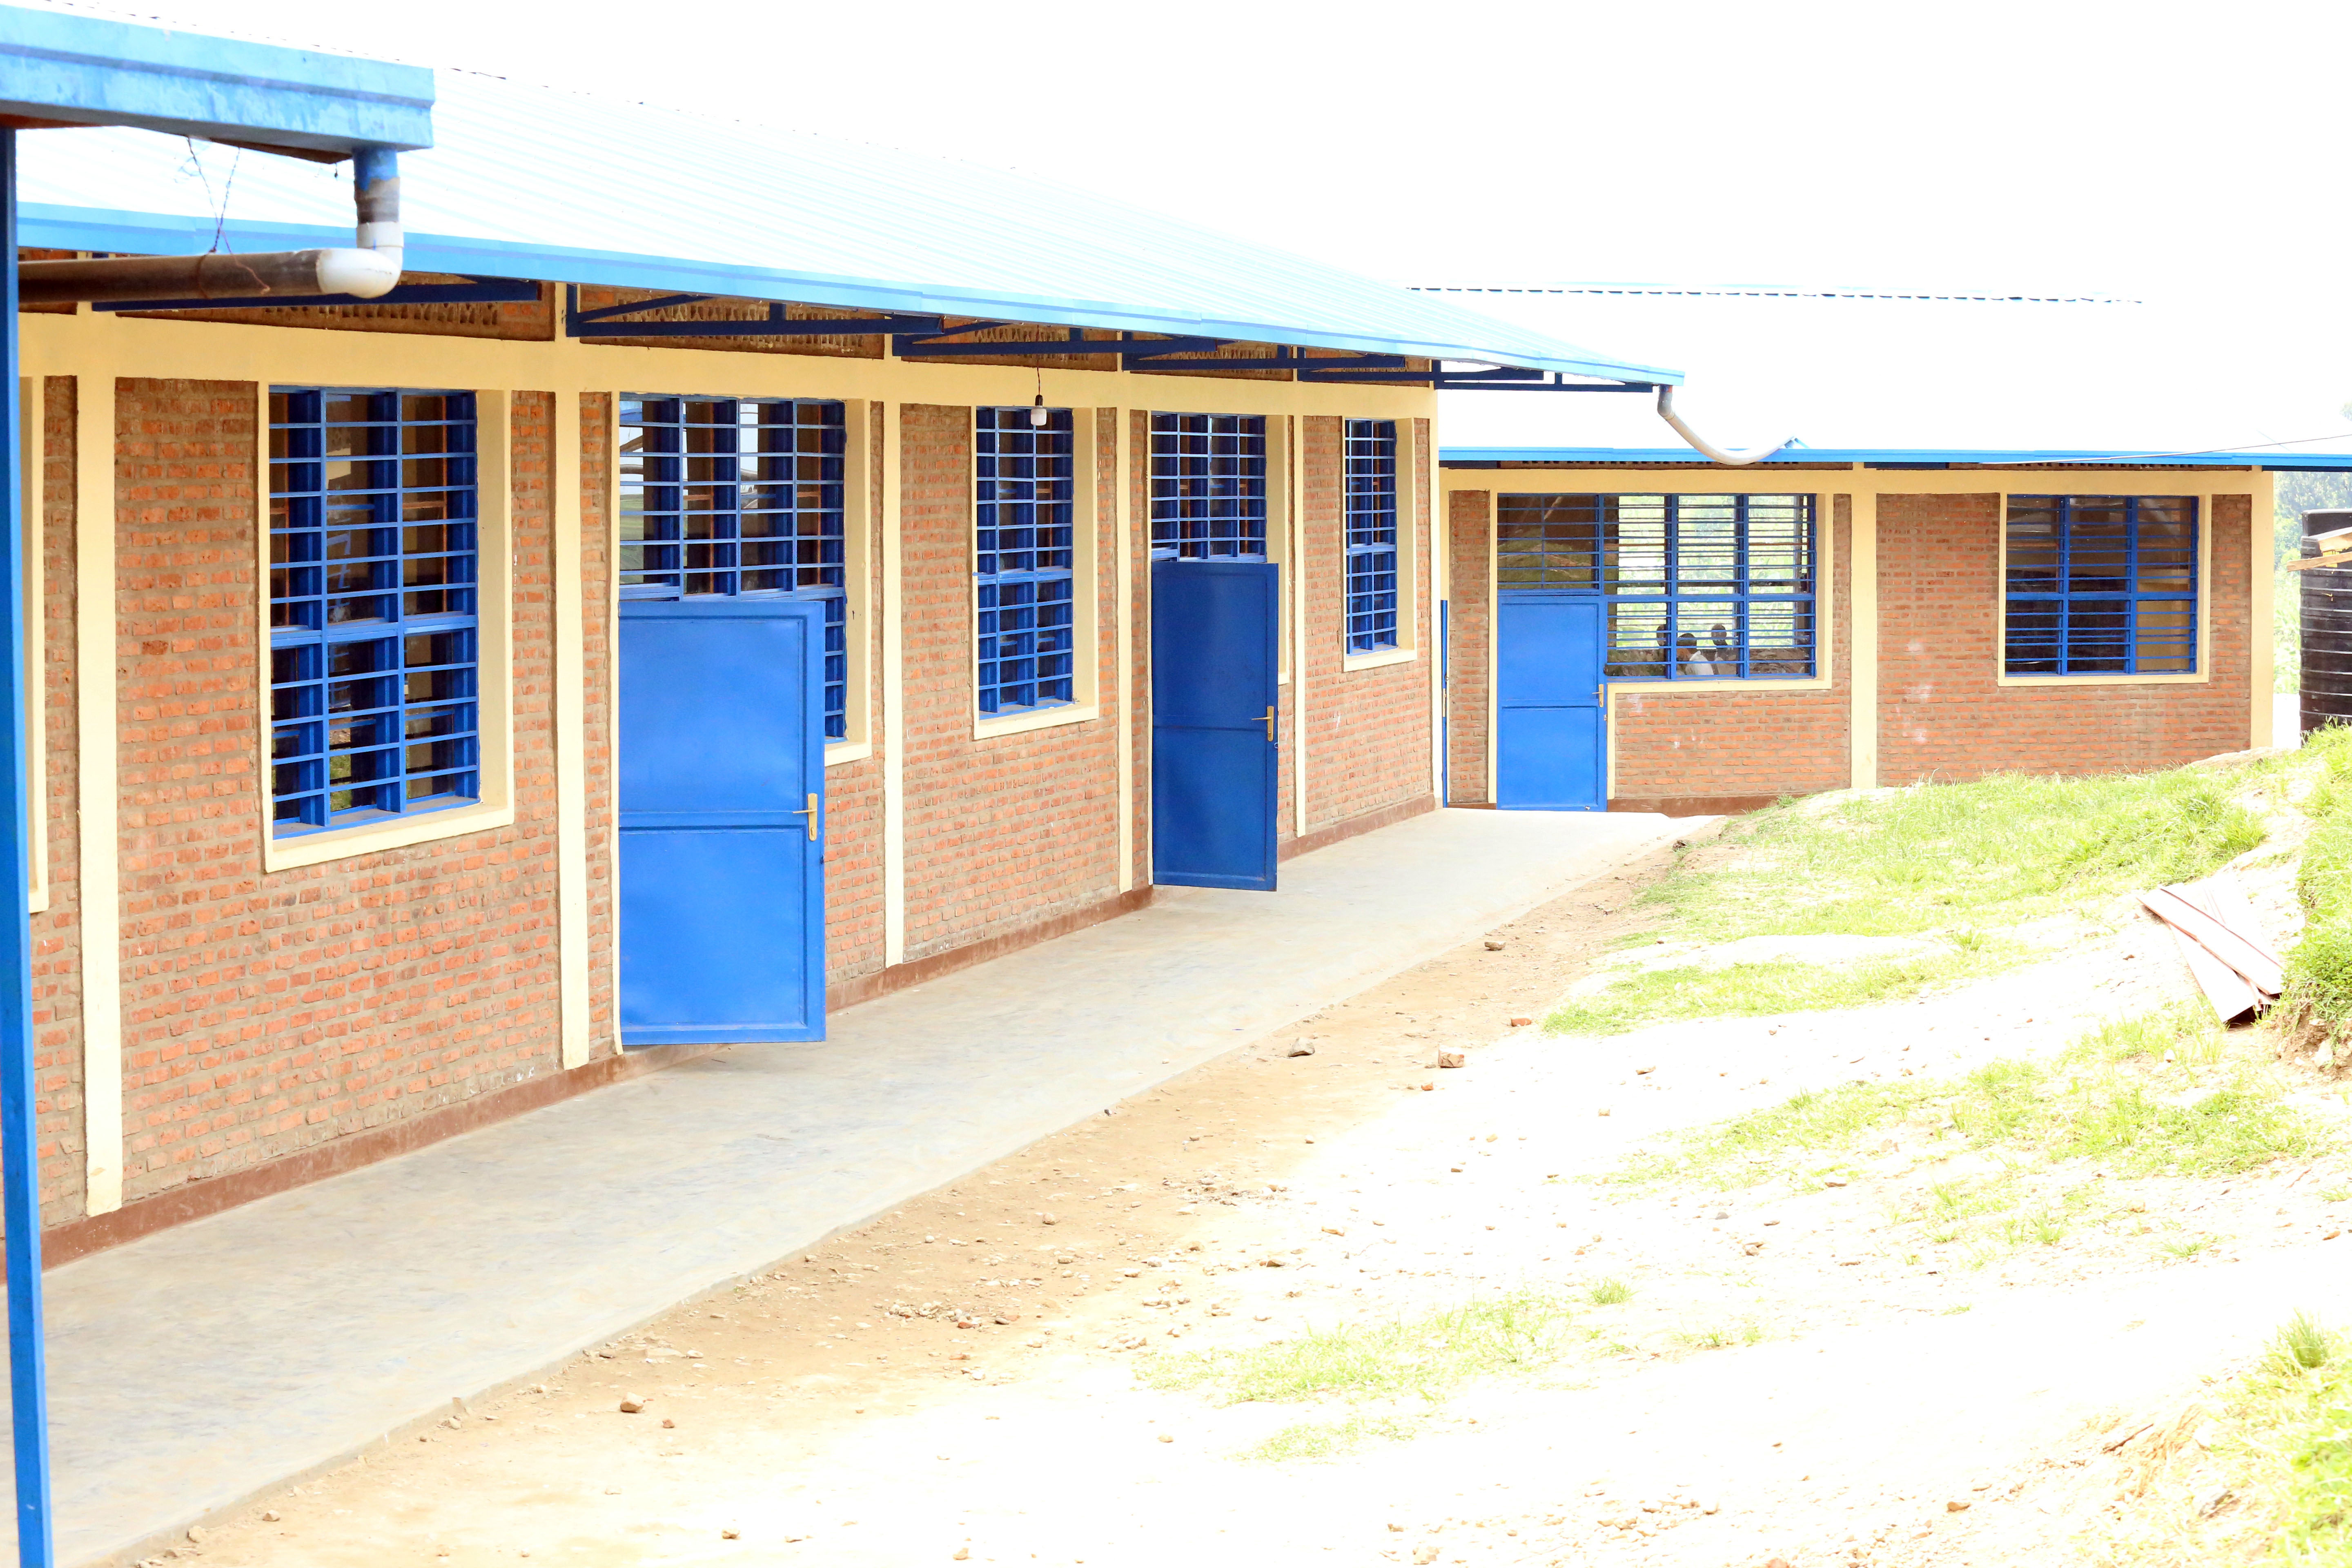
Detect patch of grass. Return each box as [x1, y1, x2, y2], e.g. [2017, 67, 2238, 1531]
[1141, 1289, 1587, 1408]
[2162, 1236, 2214, 1260]
[1673, 1320, 1769, 1351]
[1941, 1304, 1973, 1315]
[1586, 1278, 1632, 1305]
[1241, 1412, 1420, 1463]
[1631, 1004, 2316, 1197]
[1547, 944, 2024, 1036]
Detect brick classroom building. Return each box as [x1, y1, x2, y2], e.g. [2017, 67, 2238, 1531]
[1437, 448, 2352, 815]
[4, 67, 1682, 1256]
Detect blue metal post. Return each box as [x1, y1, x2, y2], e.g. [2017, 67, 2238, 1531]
[0, 125, 57, 1568]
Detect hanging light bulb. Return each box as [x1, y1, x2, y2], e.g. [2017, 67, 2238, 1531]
[1031, 368, 1049, 428]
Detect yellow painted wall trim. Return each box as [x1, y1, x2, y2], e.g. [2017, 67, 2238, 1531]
[1851, 491, 1880, 790]
[1341, 646, 1419, 673]
[973, 704, 1100, 740]
[2250, 471, 2276, 747]
[18, 379, 46, 913]
[553, 392, 591, 1070]
[824, 740, 874, 767]
[76, 373, 121, 1216]
[20, 313, 1436, 427]
[1287, 413, 1307, 837]
[257, 390, 517, 873]
[881, 401, 906, 968]
[1113, 406, 1134, 894]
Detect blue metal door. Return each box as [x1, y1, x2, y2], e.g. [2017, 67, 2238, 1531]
[619, 598, 825, 1044]
[1152, 560, 1280, 890]
[1496, 595, 1607, 811]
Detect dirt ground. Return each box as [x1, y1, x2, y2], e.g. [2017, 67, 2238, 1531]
[170, 835, 2352, 1568]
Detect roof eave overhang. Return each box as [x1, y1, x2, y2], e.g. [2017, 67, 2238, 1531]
[19, 201, 1676, 384]
[0, 7, 432, 154]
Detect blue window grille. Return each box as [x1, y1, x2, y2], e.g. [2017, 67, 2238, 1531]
[1150, 412, 1266, 559]
[619, 396, 849, 737]
[1344, 418, 1399, 653]
[975, 406, 1076, 715]
[2004, 495, 2197, 676]
[269, 388, 479, 837]
[1494, 492, 1816, 679]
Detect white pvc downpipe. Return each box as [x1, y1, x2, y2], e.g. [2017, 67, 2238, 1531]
[17, 145, 404, 305]
[1655, 385, 1796, 467]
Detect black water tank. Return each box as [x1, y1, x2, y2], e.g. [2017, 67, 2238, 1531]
[2304, 509, 2352, 737]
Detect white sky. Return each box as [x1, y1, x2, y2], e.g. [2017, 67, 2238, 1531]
[25, 0, 2352, 453]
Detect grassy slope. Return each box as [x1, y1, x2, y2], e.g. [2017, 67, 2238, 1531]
[1550, 765, 2276, 1036]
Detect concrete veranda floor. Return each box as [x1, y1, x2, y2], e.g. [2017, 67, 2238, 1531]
[20, 805, 1691, 1566]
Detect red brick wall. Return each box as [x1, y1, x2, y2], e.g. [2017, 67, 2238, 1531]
[1446, 489, 1492, 806]
[113, 381, 566, 1201]
[1609, 499, 1853, 802]
[33, 378, 84, 1223]
[898, 404, 1121, 964]
[1877, 491, 2252, 780]
[1298, 415, 1435, 832]
[822, 404, 888, 987]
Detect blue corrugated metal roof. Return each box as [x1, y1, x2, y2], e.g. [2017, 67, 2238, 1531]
[13, 69, 1674, 384]
[0, 3, 431, 153]
[1441, 446, 2352, 472]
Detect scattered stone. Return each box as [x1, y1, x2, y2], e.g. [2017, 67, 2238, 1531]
[1039, 1213, 1057, 1225]
[1437, 1051, 1466, 1069]
[995, 1313, 1020, 1325]
[1421, 1082, 1435, 1092]
[2197, 1486, 2235, 1517]
[1946, 1500, 1970, 1512]
[1287, 1042, 1317, 1058]
[1157, 1432, 1174, 1443]
[1322, 1226, 1345, 1236]
[1597, 1107, 1612, 1117]
[186, 1528, 208, 1544]
[954, 1550, 969, 1561]
[1508, 1016, 1533, 1027]
[1414, 1548, 1441, 1565]
[721, 1527, 740, 1539]
[662, 1418, 677, 1429]
[1484, 940, 1506, 951]
[618, 1396, 647, 1414]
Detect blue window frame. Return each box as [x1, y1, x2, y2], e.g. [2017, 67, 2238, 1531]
[1494, 492, 1816, 679]
[619, 396, 849, 737]
[1344, 418, 1399, 653]
[269, 388, 479, 837]
[2004, 495, 2197, 676]
[1151, 412, 1265, 559]
[975, 406, 1076, 715]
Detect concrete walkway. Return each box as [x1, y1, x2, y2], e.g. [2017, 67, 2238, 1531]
[24, 806, 1688, 1565]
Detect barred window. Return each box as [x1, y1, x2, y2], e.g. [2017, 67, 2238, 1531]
[1150, 412, 1265, 559]
[2004, 495, 2197, 676]
[975, 407, 1076, 715]
[1344, 419, 1399, 652]
[268, 388, 479, 836]
[618, 396, 849, 737]
[1495, 492, 1816, 679]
